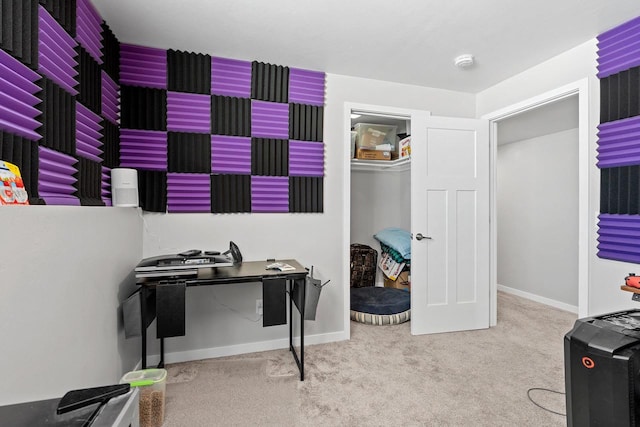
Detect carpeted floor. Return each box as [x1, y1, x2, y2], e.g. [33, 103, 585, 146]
[163, 292, 576, 426]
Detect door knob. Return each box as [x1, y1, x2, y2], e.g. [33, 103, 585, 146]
[415, 233, 432, 241]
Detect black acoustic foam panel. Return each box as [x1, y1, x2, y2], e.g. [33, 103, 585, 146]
[167, 49, 211, 95]
[101, 22, 119, 83]
[138, 170, 167, 213]
[210, 174, 251, 213]
[251, 61, 289, 103]
[39, 0, 76, 38]
[39, 77, 76, 156]
[601, 166, 640, 215]
[1, 0, 38, 68]
[120, 85, 167, 130]
[77, 157, 104, 206]
[290, 103, 323, 141]
[251, 138, 288, 176]
[167, 132, 211, 173]
[211, 95, 251, 136]
[102, 120, 119, 168]
[600, 66, 640, 123]
[0, 130, 42, 204]
[290, 176, 323, 213]
[77, 46, 102, 115]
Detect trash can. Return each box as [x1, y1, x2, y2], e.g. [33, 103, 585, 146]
[121, 368, 167, 427]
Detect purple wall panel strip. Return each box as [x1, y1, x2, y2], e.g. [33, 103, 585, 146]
[120, 129, 167, 170]
[251, 101, 289, 139]
[77, 103, 103, 161]
[167, 92, 211, 133]
[120, 44, 167, 89]
[597, 16, 640, 77]
[0, 51, 42, 140]
[167, 173, 211, 212]
[102, 71, 119, 124]
[0, 49, 41, 82]
[597, 116, 640, 167]
[289, 140, 324, 177]
[211, 57, 252, 97]
[39, 147, 78, 204]
[102, 167, 112, 206]
[289, 68, 325, 106]
[251, 176, 289, 212]
[211, 135, 251, 174]
[76, 0, 103, 64]
[597, 214, 640, 263]
[39, 6, 79, 95]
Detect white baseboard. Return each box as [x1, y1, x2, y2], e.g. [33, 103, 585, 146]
[146, 330, 346, 366]
[498, 284, 578, 314]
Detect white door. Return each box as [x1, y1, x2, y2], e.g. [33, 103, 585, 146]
[410, 116, 490, 335]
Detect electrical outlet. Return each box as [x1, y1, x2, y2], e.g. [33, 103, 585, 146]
[256, 299, 263, 315]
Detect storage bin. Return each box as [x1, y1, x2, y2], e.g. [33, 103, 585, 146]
[353, 123, 398, 150]
[121, 368, 167, 427]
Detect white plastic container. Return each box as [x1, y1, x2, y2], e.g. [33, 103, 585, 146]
[121, 368, 167, 427]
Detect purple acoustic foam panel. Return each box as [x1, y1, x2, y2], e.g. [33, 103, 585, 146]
[251, 176, 288, 212]
[211, 135, 251, 174]
[101, 71, 119, 125]
[167, 173, 211, 213]
[597, 16, 640, 78]
[288, 68, 325, 106]
[597, 213, 640, 263]
[211, 57, 252, 98]
[120, 43, 167, 89]
[289, 140, 324, 177]
[120, 129, 168, 171]
[102, 166, 112, 206]
[38, 6, 79, 95]
[76, 103, 103, 162]
[0, 49, 42, 141]
[38, 146, 80, 205]
[596, 115, 640, 168]
[167, 92, 211, 133]
[75, 0, 103, 64]
[251, 100, 289, 139]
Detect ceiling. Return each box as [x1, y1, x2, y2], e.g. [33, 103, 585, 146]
[92, 0, 640, 94]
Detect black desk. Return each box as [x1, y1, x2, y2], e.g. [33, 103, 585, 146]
[136, 259, 309, 380]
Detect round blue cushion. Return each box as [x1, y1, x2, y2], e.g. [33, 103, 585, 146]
[350, 287, 410, 315]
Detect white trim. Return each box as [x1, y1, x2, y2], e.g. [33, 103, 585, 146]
[146, 331, 346, 366]
[482, 78, 590, 326]
[497, 284, 578, 314]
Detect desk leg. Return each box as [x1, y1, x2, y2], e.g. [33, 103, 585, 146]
[300, 277, 305, 381]
[140, 287, 147, 369]
[158, 338, 165, 368]
[288, 278, 305, 381]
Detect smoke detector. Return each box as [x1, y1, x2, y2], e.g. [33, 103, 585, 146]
[454, 54, 475, 69]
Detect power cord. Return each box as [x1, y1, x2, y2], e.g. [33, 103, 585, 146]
[211, 290, 262, 323]
[526, 387, 566, 417]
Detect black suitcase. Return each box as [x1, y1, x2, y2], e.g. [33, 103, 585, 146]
[350, 244, 377, 288]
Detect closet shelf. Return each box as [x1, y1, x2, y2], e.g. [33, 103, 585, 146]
[350, 157, 411, 172]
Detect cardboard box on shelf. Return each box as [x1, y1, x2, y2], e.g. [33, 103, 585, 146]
[355, 148, 391, 161]
[392, 136, 411, 160]
[384, 271, 410, 292]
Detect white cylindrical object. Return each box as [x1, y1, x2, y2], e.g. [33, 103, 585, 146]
[111, 168, 139, 207]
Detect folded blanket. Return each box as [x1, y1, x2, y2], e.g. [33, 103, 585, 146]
[374, 227, 411, 260]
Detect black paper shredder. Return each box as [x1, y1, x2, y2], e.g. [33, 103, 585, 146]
[565, 309, 640, 426]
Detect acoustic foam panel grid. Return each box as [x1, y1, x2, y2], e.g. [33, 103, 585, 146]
[119, 43, 166, 89]
[39, 77, 76, 155]
[101, 165, 111, 206]
[101, 22, 119, 82]
[597, 16, 640, 79]
[0, 130, 41, 204]
[167, 49, 210, 95]
[599, 67, 640, 124]
[167, 91, 211, 133]
[211, 56, 251, 98]
[120, 85, 167, 130]
[167, 132, 211, 173]
[38, 5, 78, 95]
[211, 174, 251, 213]
[39, 0, 76, 38]
[75, 0, 102, 64]
[211, 95, 251, 136]
[597, 115, 640, 168]
[211, 135, 251, 174]
[251, 100, 289, 139]
[120, 129, 167, 171]
[38, 145, 79, 205]
[289, 103, 323, 141]
[0, 48, 42, 141]
[76, 102, 102, 162]
[77, 45, 101, 114]
[290, 176, 323, 213]
[251, 62, 288, 103]
[77, 156, 103, 205]
[251, 138, 288, 176]
[138, 170, 167, 212]
[288, 68, 325, 106]
[597, 214, 640, 264]
[101, 70, 119, 124]
[1, 0, 38, 69]
[289, 140, 324, 177]
[251, 175, 288, 212]
[167, 173, 211, 213]
[102, 120, 119, 168]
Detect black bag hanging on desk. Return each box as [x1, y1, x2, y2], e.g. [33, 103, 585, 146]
[350, 243, 377, 287]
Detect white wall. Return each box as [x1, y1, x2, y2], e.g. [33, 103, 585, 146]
[477, 39, 636, 316]
[497, 128, 578, 306]
[0, 206, 142, 405]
